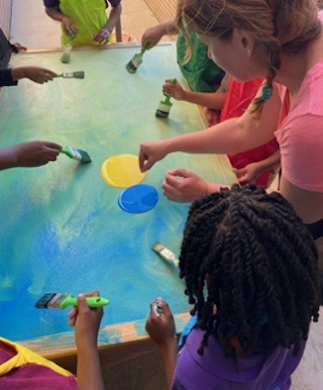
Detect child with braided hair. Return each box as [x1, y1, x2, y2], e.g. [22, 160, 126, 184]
[146, 184, 320, 390]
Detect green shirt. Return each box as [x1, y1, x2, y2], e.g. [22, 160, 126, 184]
[176, 28, 224, 92]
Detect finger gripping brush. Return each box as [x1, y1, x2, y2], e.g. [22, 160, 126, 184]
[155, 78, 177, 118]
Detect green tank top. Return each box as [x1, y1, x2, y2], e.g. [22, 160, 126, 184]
[176, 28, 224, 92]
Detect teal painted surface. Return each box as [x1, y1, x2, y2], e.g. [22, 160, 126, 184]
[0, 44, 234, 343]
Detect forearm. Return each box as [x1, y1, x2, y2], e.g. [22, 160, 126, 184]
[11, 67, 29, 81]
[105, 4, 122, 33]
[77, 344, 105, 390]
[158, 339, 178, 389]
[165, 117, 249, 155]
[45, 7, 66, 22]
[158, 20, 179, 36]
[181, 89, 226, 110]
[0, 146, 17, 170]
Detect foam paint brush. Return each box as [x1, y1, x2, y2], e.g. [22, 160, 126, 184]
[35, 293, 110, 309]
[61, 32, 74, 63]
[155, 78, 177, 118]
[60, 146, 92, 163]
[152, 241, 179, 267]
[55, 71, 85, 79]
[126, 42, 150, 74]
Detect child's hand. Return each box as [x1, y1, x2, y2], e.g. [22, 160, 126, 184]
[13, 141, 62, 167]
[62, 17, 78, 37]
[163, 80, 186, 101]
[25, 66, 57, 83]
[146, 299, 176, 346]
[93, 28, 111, 45]
[162, 168, 208, 203]
[139, 139, 170, 172]
[203, 107, 219, 127]
[233, 162, 262, 185]
[12, 42, 27, 52]
[68, 291, 104, 350]
[141, 25, 164, 50]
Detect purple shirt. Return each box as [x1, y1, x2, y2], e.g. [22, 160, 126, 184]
[43, 0, 121, 7]
[171, 328, 306, 390]
[0, 342, 78, 390]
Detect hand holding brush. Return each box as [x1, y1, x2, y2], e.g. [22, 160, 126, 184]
[155, 78, 177, 118]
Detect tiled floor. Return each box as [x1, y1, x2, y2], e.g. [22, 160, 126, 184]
[10, 0, 173, 49]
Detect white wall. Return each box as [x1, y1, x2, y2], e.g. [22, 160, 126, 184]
[0, 0, 13, 37]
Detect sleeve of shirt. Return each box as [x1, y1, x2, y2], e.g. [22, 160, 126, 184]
[43, 0, 60, 7]
[108, 0, 122, 7]
[0, 69, 18, 87]
[279, 114, 323, 192]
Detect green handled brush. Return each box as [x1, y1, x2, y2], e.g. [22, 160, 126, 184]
[126, 42, 150, 74]
[61, 32, 74, 63]
[155, 78, 177, 118]
[60, 146, 91, 163]
[55, 71, 85, 79]
[35, 293, 109, 309]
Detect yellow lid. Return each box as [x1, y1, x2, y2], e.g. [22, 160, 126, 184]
[101, 154, 147, 188]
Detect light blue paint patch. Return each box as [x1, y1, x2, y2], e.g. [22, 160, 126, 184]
[134, 318, 148, 337]
[99, 329, 122, 345]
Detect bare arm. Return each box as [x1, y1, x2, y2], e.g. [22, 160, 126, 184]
[146, 300, 177, 389]
[164, 82, 227, 110]
[104, 3, 122, 35]
[68, 293, 105, 390]
[45, 7, 77, 36]
[233, 149, 280, 186]
[76, 344, 105, 390]
[158, 339, 178, 389]
[139, 84, 282, 171]
[141, 20, 179, 49]
[11, 66, 57, 83]
[0, 141, 62, 170]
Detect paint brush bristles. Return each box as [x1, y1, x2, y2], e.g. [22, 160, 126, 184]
[57, 71, 85, 79]
[61, 32, 74, 63]
[126, 42, 150, 74]
[155, 78, 177, 118]
[60, 146, 91, 163]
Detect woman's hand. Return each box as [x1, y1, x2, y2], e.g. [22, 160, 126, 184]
[139, 139, 170, 172]
[162, 168, 209, 202]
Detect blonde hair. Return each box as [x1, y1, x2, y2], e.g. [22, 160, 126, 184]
[176, 0, 321, 118]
